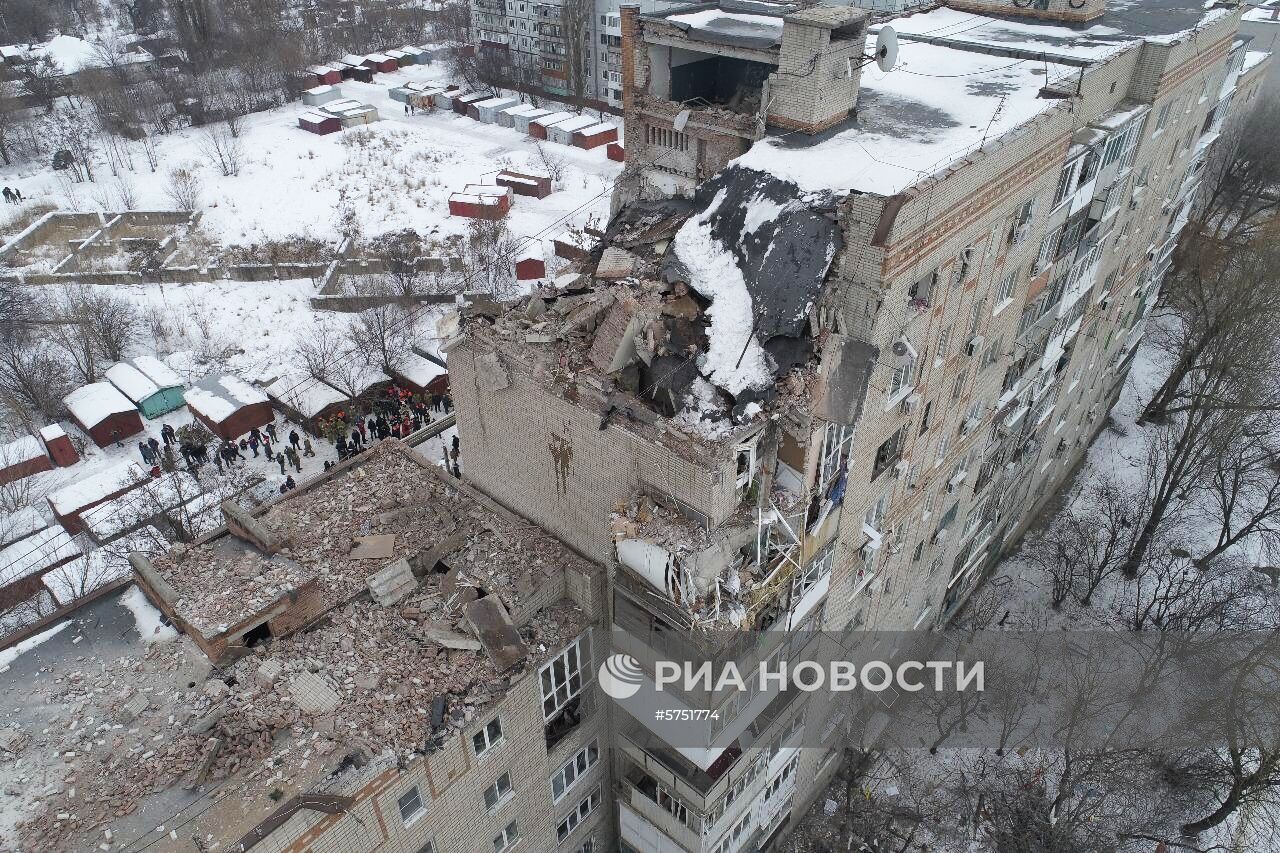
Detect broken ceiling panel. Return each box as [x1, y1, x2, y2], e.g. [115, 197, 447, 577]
[812, 334, 879, 426]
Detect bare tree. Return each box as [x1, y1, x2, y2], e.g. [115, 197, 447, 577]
[561, 0, 593, 105]
[461, 218, 524, 299]
[1142, 243, 1280, 424]
[199, 121, 244, 177]
[1191, 91, 1280, 246]
[346, 284, 416, 374]
[1197, 428, 1280, 568]
[165, 164, 204, 210]
[0, 336, 70, 428]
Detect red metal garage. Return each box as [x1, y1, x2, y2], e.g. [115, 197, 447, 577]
[497, 169, 552, 198]
[573, 122, 618, 150]
[63, 383, 144, 448]
[299, 111, 341, 135]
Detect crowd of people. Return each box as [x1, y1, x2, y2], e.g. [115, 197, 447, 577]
[133, 385, 458, 494]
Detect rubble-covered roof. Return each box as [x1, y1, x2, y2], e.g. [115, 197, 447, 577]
[152, 441, 587, 638]
[10, 445, 593, 852]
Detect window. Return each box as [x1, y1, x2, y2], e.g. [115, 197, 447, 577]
[819, 423, 854, 489]
[1155, 101, 1172, 130]
[934, 434, 951, 467]
[552, 740, 599, 803]
[557, 786, 601, 842]
[967, 297, 986, 338]
[951, 369, 968, 400]
[952, 247, 975, 286]
[645, 124, 688, 151]
[995, 269, 1017, 307]
[484, 772, 513, 811]
[1007, 199, 1035, 245]
[792, 543, 835, 599]
[888, 354, 915, 399]
[494, 821, 520, 852]
[571, 837, 596, 853]
[713, 812, 754, 853]
[918, 400, 933, 435]
[909, 268, 938, 305]
[872, 427, 905, 481]
[982, 336, 1003, 370]
[936, 326, 952, 361]
[473, 717, 503, 757]
[1052, 160, 1079, 207]
[865, 493, 889, 533]
[541, 636, 589, 720]
[398, 786, 426, 825]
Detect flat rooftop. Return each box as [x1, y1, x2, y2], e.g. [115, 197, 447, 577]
[736, 34, 1075, 195]
[11, 443, 593, 851]
[733, 0, 1232, 197]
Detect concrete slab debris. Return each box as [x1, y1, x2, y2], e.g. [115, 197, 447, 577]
[290, 671, 340, 715]
[367, 557, 418, 606]
[349, 534, 396, 560]
[463, 597, 528, 671]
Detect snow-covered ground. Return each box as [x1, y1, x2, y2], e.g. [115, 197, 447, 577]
[0, 64, 621, 252]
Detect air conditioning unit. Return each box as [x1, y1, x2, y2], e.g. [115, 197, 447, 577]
[966, 335, 985, 357]
[892, 459, 909, 479]
[901, 392, 921, 414]
[932, 527, 949, 545]
[1012, 222, 1031, 245]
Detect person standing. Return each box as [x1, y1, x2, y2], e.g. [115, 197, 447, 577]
[302, 438, 315, 457]
[147, 436, 160, 456]
[276, 452, 287, 475]
[289, 429, 301, 450]
[262, 438, 273, 459]
[350, 427, 362, 449]
[266, 421, 278, 443]
[248, 434, 260, 457]
[1, 188, 11, 204]
[138, 441, 153, 465]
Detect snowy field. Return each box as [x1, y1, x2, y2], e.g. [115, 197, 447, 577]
[0, 64, 621, 251]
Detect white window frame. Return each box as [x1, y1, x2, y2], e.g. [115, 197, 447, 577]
[484, 771, 514, 812]
[473, 716, 504, 757]
[557, 786, 601, 842]
[398, 786, 426, 826]
[791, 543, 835, 599]
[541, 635, 590, 721]
[493, 821, 520, 853]
[552, 740, 600, 803]
[819, 422, 854, 489]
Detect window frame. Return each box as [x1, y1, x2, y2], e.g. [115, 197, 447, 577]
[397, 786, 426, 826]
[484, 771, 514, 812]
[473, 716, 504, 757]
[540, 635, 590, 721]
[552, 740, 600, 803]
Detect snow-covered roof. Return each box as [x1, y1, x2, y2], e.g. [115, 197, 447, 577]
[1244, 5, 1280, 24]
[307, 84, 335, 95]
[186, 375, 269, 424]
[48, 462, 148, 515]
[131, 355, 184, 390]
[456, 92, 489, 105]
[548, 115, 598, 135]
[734, 35, 1075, 196]
[264, 373, 346, 418]
[502, 103, 545, 118]
[365, 52, 392, 62]
[80, 471, 199, 541]
[462, 184, 512, 198]
[0, 434, 44, 467]
[0, 525, 79, 587]
[475, 96, 519, 110]
[663, 8, 785, 50]
[577, 122, 617, 136]
[1, 505, 46, 546]
[10, 35, 154, 75]
[64, 382, 137, 427]
[395, 352, 447, 387]
[340, 54, 366, 65]
[37, 423, 66, 442]
[105, 362, 162, 404]
[299, 110, 335, 124]
[308, 64, 337, 75]
[452, 193, 503, 206]
[532, 111, 574, 127]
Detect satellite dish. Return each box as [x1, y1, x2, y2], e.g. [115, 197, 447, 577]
[673, 108, 691, 132]
[892, 340, 909, 358]
[876, 26, 898, 73]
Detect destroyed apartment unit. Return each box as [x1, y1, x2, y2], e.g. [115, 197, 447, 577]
[17, 440, 614, 853]
[450, 163, 878, 642]
[624, 1, 870, 192]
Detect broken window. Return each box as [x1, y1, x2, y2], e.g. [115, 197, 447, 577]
[908, 268, 938, 307]
[791, 543, 835, 601]
[888, 355, 915, 400]
[819, 423, 854, 490]
[398, 786, 426, 825]
[735, 440, 759, 493]
[871, 427, 905, 481]
[952, 247, 975, 287]
[541, 636, 589, 720]
[472, 716, 504, 757]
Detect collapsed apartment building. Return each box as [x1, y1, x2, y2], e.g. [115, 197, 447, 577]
[442, 1, 1270, 851]
[7, 2, 1269, 852]
[15, 440, 612, 853]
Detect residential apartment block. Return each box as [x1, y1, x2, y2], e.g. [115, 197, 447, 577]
[16, 3, 1270, 853]
[445, 1, 1269, 851]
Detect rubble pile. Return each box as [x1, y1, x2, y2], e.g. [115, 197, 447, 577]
[153, 541, 315, 635]
[461, 168, 841, 446]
